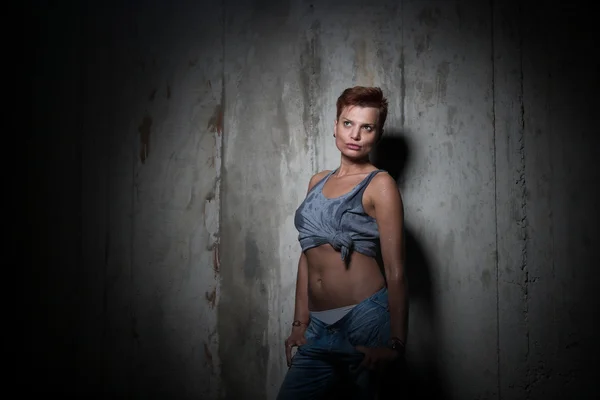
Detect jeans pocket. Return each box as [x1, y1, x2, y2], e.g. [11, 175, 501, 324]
[367, 288, 390, 311]
[346, 306, 390, 347]
[300, 320, 319, 346]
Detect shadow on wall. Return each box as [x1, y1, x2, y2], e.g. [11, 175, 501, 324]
[371, 133, 447, 400]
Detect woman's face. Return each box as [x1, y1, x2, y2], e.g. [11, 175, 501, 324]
[334, 105, 381, 160]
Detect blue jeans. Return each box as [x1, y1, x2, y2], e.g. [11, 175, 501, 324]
[277, 287, 391, 400]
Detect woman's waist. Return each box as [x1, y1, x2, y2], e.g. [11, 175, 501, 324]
[307, 262, 384, 311]
[308, 281, 384, 310]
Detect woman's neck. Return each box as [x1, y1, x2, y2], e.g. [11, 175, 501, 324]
[335, 156, 374, 176]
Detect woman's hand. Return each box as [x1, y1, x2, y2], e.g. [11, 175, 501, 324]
[284, 326, 307, 367]
[355, 345, 400, 370]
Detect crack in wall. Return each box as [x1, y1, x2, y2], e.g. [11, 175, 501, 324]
[490, 2, 501, 399]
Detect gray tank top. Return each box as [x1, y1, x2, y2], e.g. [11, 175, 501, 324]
[294, 169, 383, 261]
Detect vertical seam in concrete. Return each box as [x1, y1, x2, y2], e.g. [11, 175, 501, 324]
[77, 2, 90, 389]
[399, 0, 405, 130]
[129, 73, 137, 400]
[490, 1, 501, 399]
[102, 146, 110, 389]
[217, 2, 227, 398]
[102, 14, 111, 375]
[546, 48, 557, 368]
[517, 4, 530, 396]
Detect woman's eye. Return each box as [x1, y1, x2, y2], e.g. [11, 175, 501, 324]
[363, 126, 372, 132]
[344, 121, 351, 127]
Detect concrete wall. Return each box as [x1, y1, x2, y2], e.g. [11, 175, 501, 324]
[26, 0, 597, 399]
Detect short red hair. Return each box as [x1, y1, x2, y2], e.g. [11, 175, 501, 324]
[336, 86, 389, 132]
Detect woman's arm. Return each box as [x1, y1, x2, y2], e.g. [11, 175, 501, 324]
[371, 173, 408, 344]
[286, 252, 309, 366]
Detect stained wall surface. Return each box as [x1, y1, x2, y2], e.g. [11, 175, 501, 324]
[26, 0, 597, 399]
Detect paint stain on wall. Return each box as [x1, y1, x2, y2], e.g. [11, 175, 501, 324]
[217, 235, 270, 397]
[481, 268, 492, 289]
[202, 189, 214, 217]
[418, 7, 441, 28]
[207, 154, 215, 168]
[447, 105, 465, 136]
[204, 342, 214, 372]
[206, 287, 217, 309]
[207, 104, 223, 135]
[436, 61, 450, 103]
[415, 80, 434, 103]
[213, 245, 220, 276]
[414, 33, 432, 58]
[205, 189, 215, 202]
[355, 38, 374, 86]
[299, 20, 322, 157]
[138, 115, 152, 164]
[276, 88, 290, 150]
[448, 105, 458, 126]
[166, 84, 171, 99]
[148, 88, 157, 101]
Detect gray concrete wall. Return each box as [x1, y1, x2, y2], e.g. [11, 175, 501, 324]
[26, 0, 598, 399]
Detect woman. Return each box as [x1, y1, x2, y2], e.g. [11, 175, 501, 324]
[277, 86, 408, 399]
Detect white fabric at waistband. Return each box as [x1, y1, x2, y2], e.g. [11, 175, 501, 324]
[310, 304, 357, 325]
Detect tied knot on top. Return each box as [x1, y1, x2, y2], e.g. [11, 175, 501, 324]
[330, 231, 354, 261]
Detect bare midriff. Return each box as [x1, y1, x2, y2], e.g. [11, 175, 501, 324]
[306, 244, 385, 311]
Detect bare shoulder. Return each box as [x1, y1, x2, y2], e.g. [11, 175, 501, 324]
[307, 170, 331, 192]
[367, 171, 403, 203]
[371, 171, 397, 189]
